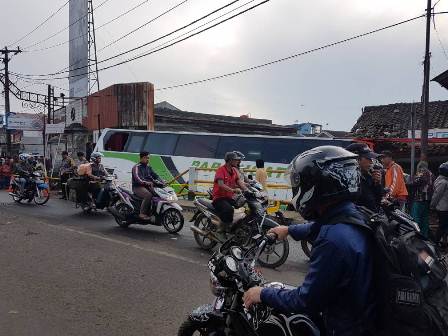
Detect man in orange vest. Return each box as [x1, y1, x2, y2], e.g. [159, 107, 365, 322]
[381, 150, 408, 210]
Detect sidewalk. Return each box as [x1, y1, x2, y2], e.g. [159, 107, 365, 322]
[177, 199, 303, 223]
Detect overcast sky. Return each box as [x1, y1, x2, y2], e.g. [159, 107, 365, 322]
[1, 0, 448, 130]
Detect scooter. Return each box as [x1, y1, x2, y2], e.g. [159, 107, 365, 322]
[108, 181, 184, 233]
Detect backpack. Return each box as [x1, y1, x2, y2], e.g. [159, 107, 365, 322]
[330, 206, 448, 336]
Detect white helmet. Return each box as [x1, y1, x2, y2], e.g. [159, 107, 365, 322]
[19, 153, 31, 162]
[90, 152, 104, 162]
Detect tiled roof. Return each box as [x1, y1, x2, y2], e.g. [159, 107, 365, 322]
[351, 100, 448, 138]
[433, 70, 448, 90]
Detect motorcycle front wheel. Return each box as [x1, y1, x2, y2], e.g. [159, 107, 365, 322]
[34, 188, 50, 205]
[193, 214, 217, 250]
[178, 318, 219, 336]
[257, 237, 290, 269]
[161, 208, 184, 233]
[113, 203, 132, 228]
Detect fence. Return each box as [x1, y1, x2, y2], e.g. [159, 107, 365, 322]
[167, 166, 292, 206]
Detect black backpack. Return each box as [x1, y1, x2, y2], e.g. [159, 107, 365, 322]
[331, 206, 448, 336]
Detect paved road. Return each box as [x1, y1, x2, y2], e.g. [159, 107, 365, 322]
[0, 191, 308, 336]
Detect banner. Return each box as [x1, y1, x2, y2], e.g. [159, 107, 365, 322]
[6, 112, 44, 131]
[46, 123, 65, 134]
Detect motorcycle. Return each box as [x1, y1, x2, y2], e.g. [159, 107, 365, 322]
[108, 180, 184, 233]
[178, 234, 320, 336]
[190, 189, 289, 269]
[10, 171, 50, 205]
[67, 175, 120, 213]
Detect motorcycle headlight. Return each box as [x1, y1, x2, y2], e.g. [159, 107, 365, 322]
[224, 256, 238, 273]
[209, 272, 226, 297]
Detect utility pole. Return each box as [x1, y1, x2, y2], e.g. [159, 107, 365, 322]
[1, 47, 22, 156]
[421, 0, 432, 160]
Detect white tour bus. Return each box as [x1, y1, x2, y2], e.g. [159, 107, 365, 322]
[94, 129, 353, 201]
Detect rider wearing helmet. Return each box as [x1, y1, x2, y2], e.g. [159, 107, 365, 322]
[243, 146, 376, 336]
[86, 152, 108, 205]
[431, 162, 448, 245]
[14, 153, 34, 193]
[212, 151, 248, 231]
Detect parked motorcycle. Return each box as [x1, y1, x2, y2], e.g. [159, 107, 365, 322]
[10, 171, 50, 205]
[109, 180, 184, 233]
[178, 234, 320, 336]
[190, 190, 289, 269]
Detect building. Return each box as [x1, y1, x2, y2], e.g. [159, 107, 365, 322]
[351, 100, 448, 170]
[153, 102, 297, 136]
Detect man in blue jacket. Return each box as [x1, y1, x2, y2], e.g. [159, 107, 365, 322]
[243, 146, 376, 336]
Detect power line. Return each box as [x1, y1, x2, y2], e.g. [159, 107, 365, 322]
[7, 0, 70, 47]
[156, 14, 426, 91]
[97, 0, 191, 52]
[132, 0, 258, 60]
[13, 0, 269, 81]
[432, 15, 448, 61]
[18, 0, 243, 77]
[22, 0, 114, 50]
[25, 0, 151, 53]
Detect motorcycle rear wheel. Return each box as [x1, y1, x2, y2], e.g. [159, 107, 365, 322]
[193, 214, 217, 250]
[10, 185, 23, 203]
[178, 318, 217, 336]
[114, 203, 132, 228]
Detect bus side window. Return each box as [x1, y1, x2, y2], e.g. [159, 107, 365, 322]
[174, 134, 219, 158]
[104, 131, 130, 152]
[126, 133, 146, 153]
[142, 133, 179, 156]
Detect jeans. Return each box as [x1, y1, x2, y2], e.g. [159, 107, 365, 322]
[435, 211, 448, 243]
[411, 201, 430, 237]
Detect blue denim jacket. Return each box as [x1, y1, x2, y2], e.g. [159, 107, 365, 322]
[261, 202, 376, 336]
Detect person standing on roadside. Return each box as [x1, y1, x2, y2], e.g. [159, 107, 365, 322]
[409, 160, 434, 237]
[346, 143, 384, 212]
[381, 150, 408, 210]
[255, 159, 268, 190]
[431, 162, 448, 247]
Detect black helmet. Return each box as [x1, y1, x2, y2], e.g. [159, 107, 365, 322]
[288, 146, 360, 220]
[439, 162, 448, 177]
[224, 151, 244, 162]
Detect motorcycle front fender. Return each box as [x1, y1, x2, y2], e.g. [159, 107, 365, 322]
[159, 202, 182, 214]
[189, 303, 223, 323]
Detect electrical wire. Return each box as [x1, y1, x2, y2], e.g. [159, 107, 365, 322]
[25, 0, 151, 53]
[132, 0, 258, 60]
[12, 10, 426, 89]
[97, 0, 191, 52]
[7, 0, 70, 48]
[13, 0, 268, 81]
[432, 13, 448, 62]
[156, 14, 426, 90]
[22, 0, 114, 50]
[17, 0, 242, 77]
